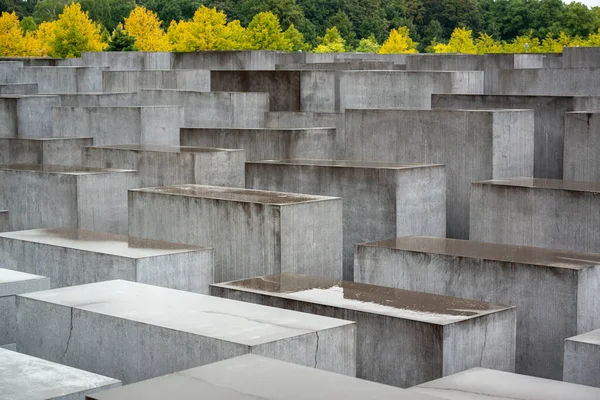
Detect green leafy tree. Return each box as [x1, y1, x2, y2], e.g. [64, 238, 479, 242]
[79, 0, 135, 31]
[20, 16, 37, 32]
[314, 25, 345, 52]
[247, 10, 291, 50]
[355, 34, 380, 52]
[284, 23, 310, 51]
[107, 23, 136, 51]
[32, 0, 68, 23]
[326, 9, 356, 49]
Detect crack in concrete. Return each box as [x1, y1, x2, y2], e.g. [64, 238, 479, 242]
[63, 308, 74, 359]
[314, 331, 319, 368]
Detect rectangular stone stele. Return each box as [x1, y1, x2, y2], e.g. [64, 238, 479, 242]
[0, 268, 50, 346]
[246, 160, 446, 281]
[129, 185, 343, 282]
[0, 210, 8, 232]
[0, 164, 137, 235]
[211, 273, 516, 388]
[564, 329, 600, 388]
[0, 348, 121, 400]
[354, 236, 600, 380]
[85, 354, 438, 400]
[408, 367, 600, 400]
[0, 137, 93, 166]
[470, 178, 600, 254]
[17, 280, 356, 385]
[0, 228, 214, 293]
[82, 144, 245, 188]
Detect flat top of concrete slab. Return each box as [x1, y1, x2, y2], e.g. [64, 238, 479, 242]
[86, 144, 243, 153]
[19, 280, 355, 346]
[473, 177, 600, 193]
[566, 329, 600, 346]
[247, 159, 444, 169]
[360, 236, 600, 270]
[182, 127, 334, 132]
[0, 268, 46, 285]
[132, 185, 340, 205]
[0, 348, 120, 400]
[86, 355, 435, 400]
[0, 228, 206, 259]
[0, 164, 135, 175]
[408, 367, 600, 400]
[212, 273, 512, 325]
[0, 137, 93, 142]
[0, 268, 48, 297]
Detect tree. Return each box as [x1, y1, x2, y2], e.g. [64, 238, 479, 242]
[503, 31, 542, 53]
[433, 26, 477, 54]
[313, 25, 345, 52]
[107, 23, 136, 51]
[20, 16, 37, 33]
[79, 0, 135, 32]
[0, 11, 41, 56]
[167, 6, 230, 51]
[247, 11, 291, 50]
[138, 0, 202, 27]
[32, 0, 68, 24]
[222, 20, 252, 50]
[379, 26, 418, 53]
[326, 9, 356, 49]
[355, 34, 380, 52]
[475, 32, 502, 54]
[283, 23, 310, 51]
[124, 5, 169, 51]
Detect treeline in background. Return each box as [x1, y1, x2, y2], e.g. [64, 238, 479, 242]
[1, 0, 600, 58]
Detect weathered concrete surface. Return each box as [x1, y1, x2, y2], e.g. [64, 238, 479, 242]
[86, 355, 437, 400]
[432, 94, 600, 179]
[0, 348, 121, 400]
[17, 280, 356, 384]
[58, 92, 139, 107]
[102, 70, 210, 93]
[0, 164, 137, 235]
[0, 95, 59, 138]
[0, 228, 214, 293]
[83, 145, 245, 188]
[344, 108, 534, 239]
[497, 68, 600, 96]
[52, 106, 183, 146]
[0, 137, 93, 166]
[354, 236, 600, 380]
[173, 50, 301, 70]
[0, 268, 50, 346]
[564, 112, 600, 182]
[11, 66, 106, 93]
[212, 273, 516, 388]
[470, 178, 600, 254]
[0, 83, 37, 95]
[276, 61, 403, 70]
[0, 211, 8, 232]
[138, 89, 269, 128]
[564, 329, 600, 387]
[180, 128, 335, 161]
[81, 52, 174, 70]
[562, 46, 600, 68]
[0, 61, 24, 83]
[246, 160, 446, 281]
[409, 367, 600, 400]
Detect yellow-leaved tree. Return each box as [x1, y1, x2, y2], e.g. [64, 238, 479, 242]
[314, 26, 346, 53]
[502, 31, 541, 53]
[168, 6, 235, 51]
[434, 27, 477, 54]
[475, 33, 503, 54]
[587, 29, 600, 46]
[283, 24, 310, 51]
[247, 11, 291, 51]
[0, 12, 41, 56]
[124, 5, 169, 51]
[378, 27, 418, 54]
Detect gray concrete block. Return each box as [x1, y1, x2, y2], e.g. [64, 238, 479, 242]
[0, 348, 121, 400]
[470, 178, 600, 254]
[354, 236, 600, 380]
[129, 185, 343, 282]
[16, 280, 356, 384]
[0, 228, 214, 293]
[0, 210, 8, 232]
[497, 68, 600, 96]
[0, 268, 49, 346]
[138, 89, 269, 128]
[0, 95, 60, 138]
[562, 46, 600, 68]
[409, 367, 600, 399]
[0, 61, 24, 83]
[82, 145, 244, 188]
[0, 137, 93, 166]
[276, 61, 403, 70]
[0, 164, 137, 234]
[52, 106, 183, 146]
[86, 354, 437, 400]
[212, 273, 516, 388]
[345, 108, 534, 239]
[432, 94, 600, 179]
[58, 92, 139, 107]
[246, 160, 446, 281]
[0, 83, 37, 94]
[81, 52, 174, 70]
[173, 50, 302, 70]
[564, 329, 600, 387]
[564, 112, 600, 182]
[102, 70, 210, 93]
[180, 128, 335, 161]
[12, 66, 106, 93]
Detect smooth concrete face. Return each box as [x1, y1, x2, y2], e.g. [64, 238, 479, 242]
[86, 355, 438, 400]
[497, 68, 600, 96]
[0, 137, 93, 166]
[0, 95, 60, 138]
[102, 70, 210, 93]
[173, 51, 303, 70]
[409, 367, 600, 400]
[12, 67, 106, 93]
[354, 236, 600, 380]
[82, 52, 174, 70]
[0, 229, 214, 293]
[246, 160, 446, 281]
[564, 329, 600, 388]
[82, 145, 245, 188]
[344, 108, 534, 239]
[211, 273, 516, 388]
[58, 92, 139, 107]
[129, 185, 343, 282]
[0, 210, 8, 232]
[17, 280, 356, 384]
[0, 348, 121, 400]
[564, 112, 600, 182]
[0, 83, 37, 95]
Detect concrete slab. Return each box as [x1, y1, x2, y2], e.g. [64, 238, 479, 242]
[58, 92, 139, 107]
[0, 95, 59, 138]
[0, 347, 121, 400]
[564, 112, 600, 182]
[246, 160, 446, 281]
[564, 329, 600, 387]
[0, 268, 50, 345]
[0, 210, 8, 232]
[16, 280, 356, 384]
[180, 128, 335, 161]
[173, 50, 302, 70]
[86, 354, 437, 400]
[0, 137, 93, 166]
[82, 144, 245, 188]
[11, 66, 106, 93]
[0, 228, 214, 293]
[409, 367, 600, 400]
[0, 164, 137, 234]
[82, 52, 174, 70]
[102, 70, 210, 93]
[354, 236, 600, 380]
[497, 68, 600, 96]
[212, 273, 516, 388]
[0, 83, 37, 95]
[129, 185, 343, 282]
